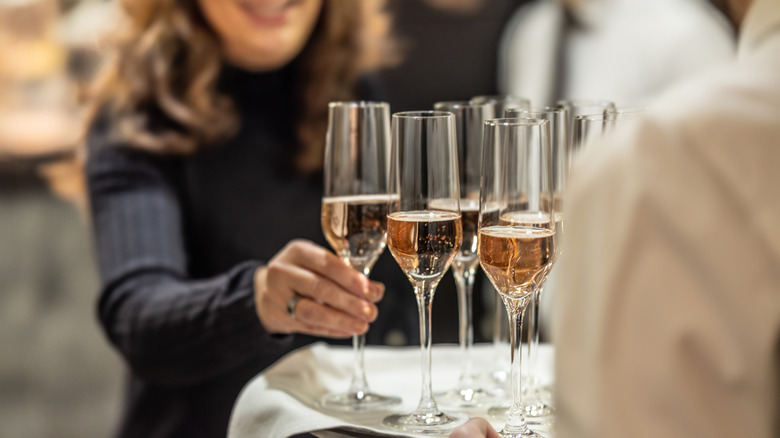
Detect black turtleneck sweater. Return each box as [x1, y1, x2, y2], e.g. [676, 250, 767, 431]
[86, 64, 418, 438]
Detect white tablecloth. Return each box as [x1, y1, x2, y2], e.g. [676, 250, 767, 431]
[228, 343, 554, 438]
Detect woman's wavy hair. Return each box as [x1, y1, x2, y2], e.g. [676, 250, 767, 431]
[90, 0, 396, 173]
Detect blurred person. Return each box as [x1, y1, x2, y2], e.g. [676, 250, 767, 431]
[555, 0, 780, 436]
[499, 0, 736, 107]
[450, 0, 780, 437]
[84, 1, 418, 437]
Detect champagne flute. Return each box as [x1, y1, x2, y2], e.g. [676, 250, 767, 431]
[471, 96, 532, 388]
[431, 101, 501, 408]
[505, 107, 569, 422]
[320, 101, 401, 411]
[383, 111, 467, 433]
[480, 118, 555, 438]
[472, 95, 531, 120]
[556, 99, 616, 123]
[573, 111, 643, 154]
[557, 99, 616, 153]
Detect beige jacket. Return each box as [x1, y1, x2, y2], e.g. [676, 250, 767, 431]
[555, 0, 780, 437]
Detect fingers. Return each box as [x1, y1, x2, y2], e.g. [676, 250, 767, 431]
[449, 418, 500, 438]
[255, 277, 360, 337]
[284, 240, 385, 302]
[295, 318, 354, 339]
[292, 297, 369, 335]
[255, 240, 390, 338]
[266, 261, 378, 323]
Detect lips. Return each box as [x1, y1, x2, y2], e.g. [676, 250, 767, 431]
[238, 0, 302, 26]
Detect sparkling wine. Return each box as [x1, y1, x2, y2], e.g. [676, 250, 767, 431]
[499, 211, 563, 258]
[429, 199, 502, 261]
[478, 226, 554, 298]
[387, 211, 462, 285]
[429, 199, 477, 272]
[321, 194, 394, 271]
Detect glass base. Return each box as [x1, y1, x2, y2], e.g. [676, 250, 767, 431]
[498, 427, 544, 438]
[524, 399, 554, 423]
[383, 410, 467, 433]
[435, 385, 506, 409]
[488, 406, 546, 438]
[319, 391, 401, 412]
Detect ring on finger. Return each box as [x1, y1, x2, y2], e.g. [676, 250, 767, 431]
[287, 294, 303, 319]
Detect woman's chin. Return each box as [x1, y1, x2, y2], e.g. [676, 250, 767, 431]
[225, 46, 299, 72]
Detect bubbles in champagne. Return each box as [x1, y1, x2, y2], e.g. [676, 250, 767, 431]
[498, 211, 560, 259]
[387, 211, 462, 287]
[321, 194, 396, 272]
[478, 226, 554, 299]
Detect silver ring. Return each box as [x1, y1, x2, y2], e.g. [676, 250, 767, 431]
[287, 295, 303, 319]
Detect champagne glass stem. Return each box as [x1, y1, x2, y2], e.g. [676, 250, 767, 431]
[348, 334, 368, 397]
[454, 268, 476, 386]
[347, 264, 372, 398]
[493, 297, 507, 379]
[414, 283, 439, 416]
[523, 288, 553, 421]
[503, 295, 532, 435]
[493, 295, 503, 346]
[528, 289, 541, 398]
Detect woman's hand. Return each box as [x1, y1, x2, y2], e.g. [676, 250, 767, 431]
[449, 418, 500, 438]
[254, 239, 384, 338]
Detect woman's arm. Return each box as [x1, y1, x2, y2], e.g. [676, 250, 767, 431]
[87, 134, 288, 387]
[87, 128, 385, 387]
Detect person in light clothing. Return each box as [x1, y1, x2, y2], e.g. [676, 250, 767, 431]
[452, 0, 780, 436]
[498, 0, 736, 107]
[554, 0, 780, 436]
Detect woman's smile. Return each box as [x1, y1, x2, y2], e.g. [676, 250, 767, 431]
[237, 0, 303, 27]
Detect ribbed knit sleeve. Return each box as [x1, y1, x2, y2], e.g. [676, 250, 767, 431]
[86, 129, 292, 388]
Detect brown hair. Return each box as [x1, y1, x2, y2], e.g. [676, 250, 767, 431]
[90, 0, 397, 173]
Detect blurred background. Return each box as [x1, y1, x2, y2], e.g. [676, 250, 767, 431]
[0, 0, 734, 436]
[0, 1, 123, 437]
